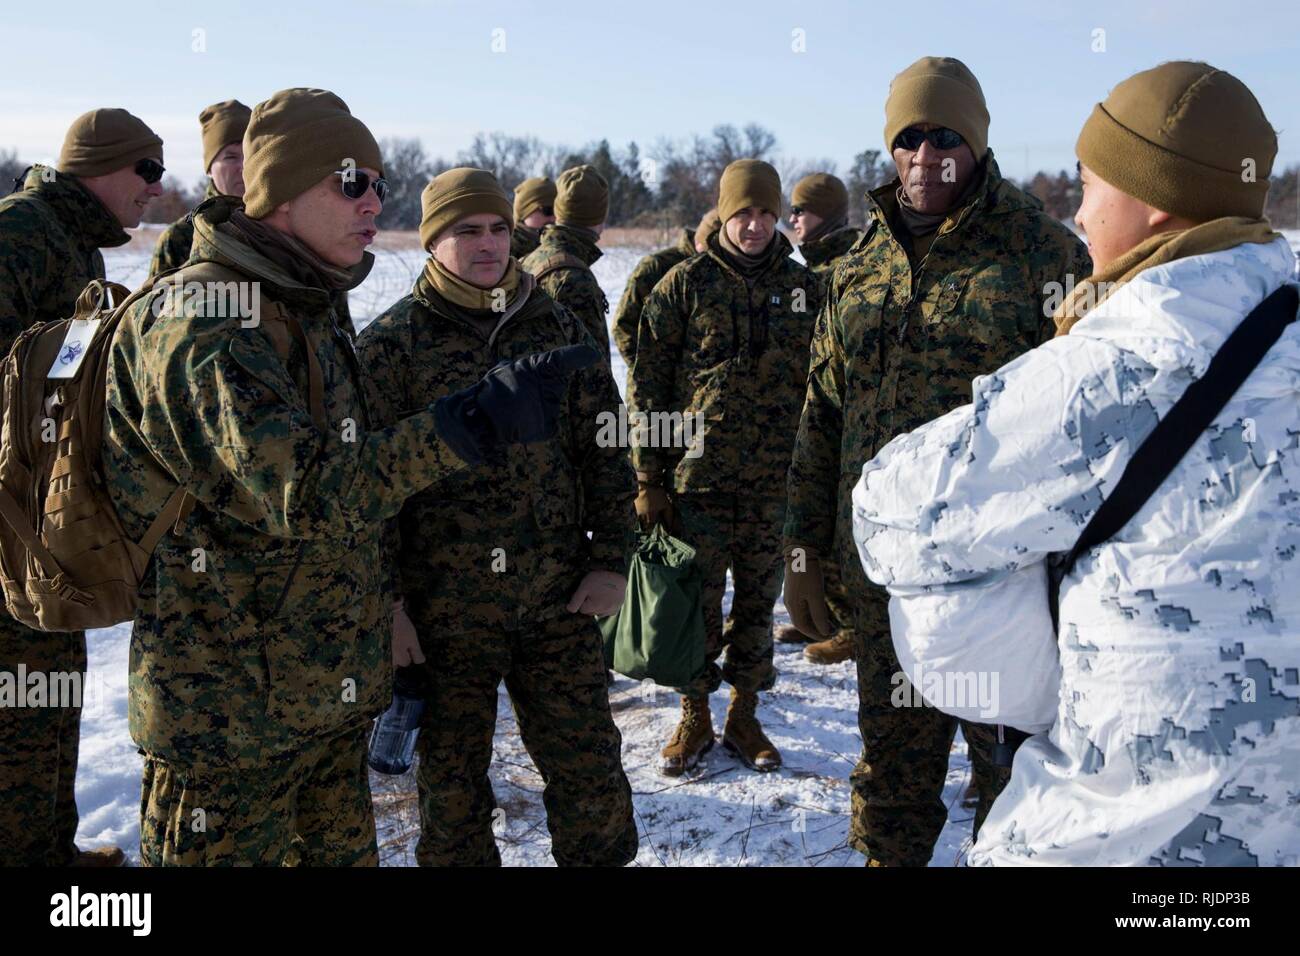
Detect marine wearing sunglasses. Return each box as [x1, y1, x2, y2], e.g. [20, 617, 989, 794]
[890, 123, 978, 216]
[257, 165, 385, 269]
[75, 154, 166, 230]
[333, 168, 389, 203]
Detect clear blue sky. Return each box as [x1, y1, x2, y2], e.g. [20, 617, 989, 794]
[3, 0, 1296, 187]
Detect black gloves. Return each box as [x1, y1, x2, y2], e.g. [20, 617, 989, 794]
[434, 345, 599, 465]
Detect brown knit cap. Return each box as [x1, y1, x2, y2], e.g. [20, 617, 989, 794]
[1076, 61, 1277, 221]
[884, 56, 989, 160]
[554, 165, 609, 227]
[58, 108, 163, 178]
[792, 173, 849, 221]
[419, 167, 514, 251]
[200, 99, 252, 172]
[694, 207, 721, 249]
[717, 159, 782, 224]
[513, 176, 557, 222]
[242, 88, 384, 219]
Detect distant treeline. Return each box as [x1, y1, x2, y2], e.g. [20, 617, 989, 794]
[4, 131, 1298, 231]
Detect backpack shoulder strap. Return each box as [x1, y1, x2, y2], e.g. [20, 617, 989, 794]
[530, 252, 590, 283]
[1059, 283, 1300, 578]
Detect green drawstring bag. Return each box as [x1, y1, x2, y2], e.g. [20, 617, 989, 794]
[599, 524, 705, 687]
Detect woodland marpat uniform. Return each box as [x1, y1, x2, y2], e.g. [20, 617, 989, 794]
[522, 223, 610, 359]
[149, 181, 219, 276]
[0, 164, 126, 865]
[799, 225, 860, 281]
[784, 155, 1091, 865]
[104, 197, 471, 864]
[630, 229, 819, 696]
[792, 222, 861, 653]
[612, 227, 696, 367]
[357, 268, 638, 867]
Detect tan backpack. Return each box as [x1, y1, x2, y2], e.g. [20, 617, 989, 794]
[0, 260, 324, 632]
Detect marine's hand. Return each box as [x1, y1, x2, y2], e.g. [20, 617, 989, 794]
[567, 570, 628, 617]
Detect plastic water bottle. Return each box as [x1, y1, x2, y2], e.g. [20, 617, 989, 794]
[368, 665, 429, 775]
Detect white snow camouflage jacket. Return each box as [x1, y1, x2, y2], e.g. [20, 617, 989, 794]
[852, 236, 1300, 866]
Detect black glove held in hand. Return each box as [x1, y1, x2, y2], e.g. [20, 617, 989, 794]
[434, 344, 599, 465]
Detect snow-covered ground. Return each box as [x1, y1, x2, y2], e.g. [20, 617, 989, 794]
[79, 230, 1300, 866]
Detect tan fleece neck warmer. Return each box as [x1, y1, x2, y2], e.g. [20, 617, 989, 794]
[229, 208, 368, 292]
[1053, 217, 1280, 335]
[423, 255, 523, 312]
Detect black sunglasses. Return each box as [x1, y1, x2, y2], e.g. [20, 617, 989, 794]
[333, 170, 388, 203]
[538, 205, 554, 217]
[134, 158, 165, 184]
[790, 205, 806, 216]
[893, 127, 965, 151]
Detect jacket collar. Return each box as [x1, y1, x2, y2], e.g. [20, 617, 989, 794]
[538, 222, 603, 266]
[21, 164, 130, 251]
[705, 228, 794, 280]
[412, 265, 548, 341]
[1067, 236, 1299, 381]
[800, 225, 861, 268]
[675, 227, 697, 257]
[189, 195, 373, 312]
[864, 152, 1033, 245]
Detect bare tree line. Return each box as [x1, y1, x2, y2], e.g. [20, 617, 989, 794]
[4, 139, 1298, 231]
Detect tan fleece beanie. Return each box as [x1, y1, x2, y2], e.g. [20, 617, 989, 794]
[58, 108, 163, 178]
[200, 100, 252, 172]
[554, 165, 609, 227]
[718, 159, 782, 223]
[513, 176, 557, 222]
[694, 207, 721, 249]
[242, 88, 384, 219]
[419, 167, 515, 251]
[792, 173, 849, 220]
[884, 56, 989, 160]
[1076, 61, 1276, 222]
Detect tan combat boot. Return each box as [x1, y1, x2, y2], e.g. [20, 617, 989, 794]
[805, 631, 855, 665]
[71, 846, 126, 867]
[774, 624, 813, 644]
[722, 687, 781, 772]
[660, 695, 715, 776]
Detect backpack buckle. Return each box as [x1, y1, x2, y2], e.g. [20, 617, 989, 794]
[49, 573, 93, 606]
